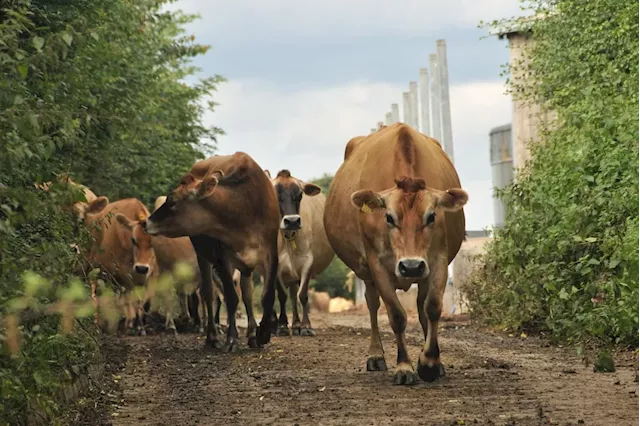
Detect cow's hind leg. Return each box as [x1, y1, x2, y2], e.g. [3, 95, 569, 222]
[276, 280, 290, 336]
[417, 258, 448, 382]
[364, 280, 386, 371]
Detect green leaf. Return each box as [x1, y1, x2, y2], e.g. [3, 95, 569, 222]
[90, 32, 100, 41]
[608, 259, 621, 269]
[32, 36, 44, 51]
[17, 62, 28, 79]
[61, 32, 73, 46]
[584, 237, 597, 243]
[558, 288, 569, 300]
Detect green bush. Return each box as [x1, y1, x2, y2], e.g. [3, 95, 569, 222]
[467, 0, 638, 347]
[0, 0, 221, 423]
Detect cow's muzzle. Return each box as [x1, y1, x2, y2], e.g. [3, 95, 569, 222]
[281, 214, 301, 231]
[396, 258, 428, 279]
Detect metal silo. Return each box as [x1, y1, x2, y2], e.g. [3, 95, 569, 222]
[490, 124, 514, 228]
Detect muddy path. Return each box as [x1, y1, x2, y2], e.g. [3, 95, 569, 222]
[68, 311, 638, 426]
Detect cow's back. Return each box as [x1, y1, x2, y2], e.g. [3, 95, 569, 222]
[325, 123, 465, 278]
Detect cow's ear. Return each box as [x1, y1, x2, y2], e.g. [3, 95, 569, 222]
[86, 196, 109, 214]
[196, 175, 219, 199]
[303, 183, 322, 196]
[179, 173, 196, 186]
[115, 213, 134, 231]
[437, 188, 468, 212]
[350, 190, 385, 213]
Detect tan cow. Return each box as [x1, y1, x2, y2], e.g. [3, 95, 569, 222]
[145, 152, 280, 351]
[83, 197, 158, 335]
[324, 123, 468, 385]
[268, 170, 334, 336]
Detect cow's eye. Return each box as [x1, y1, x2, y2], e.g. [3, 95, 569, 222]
[131, 237, 137, 246]
[425, 211, 436, 226]
[385, 213, 396, 228]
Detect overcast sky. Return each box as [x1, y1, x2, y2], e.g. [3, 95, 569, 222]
[166, 0, 519, 231]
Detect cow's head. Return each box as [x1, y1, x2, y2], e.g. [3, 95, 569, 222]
[145, 171, 227, 238]
[350, 177, 467, 282]
[116, 213, 156, 282]
[271, 170, 321, 239]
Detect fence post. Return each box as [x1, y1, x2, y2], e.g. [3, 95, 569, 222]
[437, 39, 454, 163]
[391, 103, 400, 123]
[409, 81, 419, 130]
[402, 92, 411, 125]
[419, 68, 430, 135]
[384, 112, 393, 125]
[429, 53, 442, 142]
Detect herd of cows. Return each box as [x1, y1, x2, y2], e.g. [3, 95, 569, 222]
[60, 122, 468, 386]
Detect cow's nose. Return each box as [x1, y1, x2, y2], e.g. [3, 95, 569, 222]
[135, 265, 149, 275]
[282, 215, 301, 230]
[397, 258, 428, 278]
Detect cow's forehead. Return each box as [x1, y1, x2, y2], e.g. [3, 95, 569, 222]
[387, 188, 436, 214]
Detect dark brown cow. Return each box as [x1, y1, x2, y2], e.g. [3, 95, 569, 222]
[145, 152, 280, 351]
[324, 123, 468, 385]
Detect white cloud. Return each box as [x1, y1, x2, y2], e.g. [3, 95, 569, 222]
[166, 0, 523, 43]
[204, 78, 510, 230]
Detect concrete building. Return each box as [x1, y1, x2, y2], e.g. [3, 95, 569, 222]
[493, 19, 555, 171]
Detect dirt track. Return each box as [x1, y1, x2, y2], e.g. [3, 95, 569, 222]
[69, 311, 638, 426]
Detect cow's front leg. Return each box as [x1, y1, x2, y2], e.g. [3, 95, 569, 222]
[239, 270, 259, 347]
[417, 255, 448, 382]
[364, 279, 387, 371]
[368, 256, 417, 385]
[298, 262, 316, 337]
[214, 260, 240, 353]
[289, 280, 302, 335]
[276, 279, 290, 336]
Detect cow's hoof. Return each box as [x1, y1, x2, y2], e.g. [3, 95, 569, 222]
[393, 367, 419, 386]
[366, 356, 388, 372]
[292, 326, 301, 336]
[417, 360, 445, 382]
[247, 336, 261, 349]
[223, 339, 239, 353]
[277, 325, 290, 336]
[257, 323, 272, 346]
[300, 327, 316, 337]
[216, 326, 225, 336]
[205, 338, 223, 350]
[138, 328, 147, 337]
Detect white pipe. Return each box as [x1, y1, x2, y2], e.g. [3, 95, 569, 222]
[419, 68, 430, 135]
[402, 92, 411, 125]
[391, 103, 400, 123]
[437, 39, 454, 164]
[429, 53, 442, 142]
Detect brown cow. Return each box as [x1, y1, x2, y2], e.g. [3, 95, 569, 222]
[145, 152, 280, 351]
[324, 123, 468, 385]
[153, 195, 227, 334]
[268, 170, 334, 336]
[84, 197, 158, 335]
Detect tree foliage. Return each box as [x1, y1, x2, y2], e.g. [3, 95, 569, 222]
[467, 0, 638, 347]
[0, 0, 222, 422]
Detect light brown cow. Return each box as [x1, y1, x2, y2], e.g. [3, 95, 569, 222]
[84, 197, 158, 335]
[145, 152, 280, 351]
[324, 123, 468, 385]
[268, 170, 334, 336]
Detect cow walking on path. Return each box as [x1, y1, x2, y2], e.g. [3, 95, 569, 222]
[267, 169, 334, 337]
[324, 123, 468, 385]
[145, 152, 280, 351]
